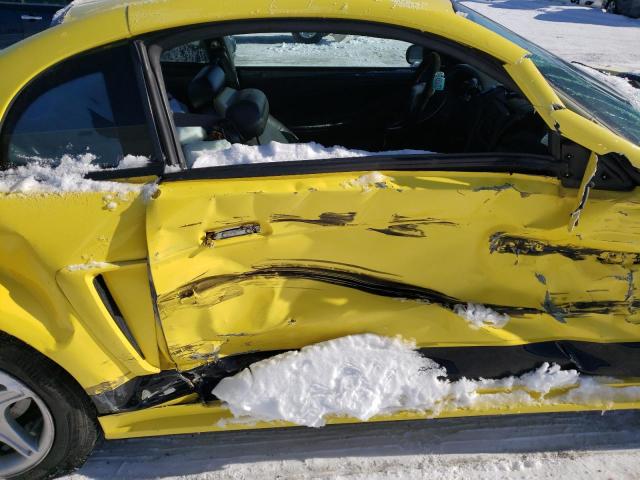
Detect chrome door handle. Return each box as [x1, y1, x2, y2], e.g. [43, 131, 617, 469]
[203, 223, 261, 247]
[21, 15, 43, 21]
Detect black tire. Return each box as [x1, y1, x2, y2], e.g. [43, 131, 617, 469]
[0, 334, 99, 480]
[605, 0, 619, 13]
[291, 32, 326, 44]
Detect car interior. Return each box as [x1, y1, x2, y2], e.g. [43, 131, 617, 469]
[157, 30, 551, 168]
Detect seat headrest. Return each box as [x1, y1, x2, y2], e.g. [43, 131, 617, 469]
[225, 88, 270, 142]
[188, 65, 226, 111]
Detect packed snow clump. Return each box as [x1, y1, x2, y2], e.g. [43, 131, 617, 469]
[574, 64, 640, 112]
[116, 155, 150, 170]
[66, 261, 112, 271]
[454, 303, 510, 329]
[0, 154, 154, 195]
[187, 141, 430, 169]
[213, 334, 640, 428]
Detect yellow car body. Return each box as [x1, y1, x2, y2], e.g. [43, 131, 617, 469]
[1, 0, 640, 446]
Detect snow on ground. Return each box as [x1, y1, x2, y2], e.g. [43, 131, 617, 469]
[234, 34, 411, 68]
[232, 1, 638, 72]
[67, 410, 640, 479]
[462, 0, 640, 73]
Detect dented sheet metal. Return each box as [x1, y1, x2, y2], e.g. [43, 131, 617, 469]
[146, 169, 640, 371]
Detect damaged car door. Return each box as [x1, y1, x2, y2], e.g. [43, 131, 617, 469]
[146, 152, 640, 377]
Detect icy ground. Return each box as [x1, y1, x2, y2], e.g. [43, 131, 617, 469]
[68, 411, 640, 479]
[461, 0, 640, 73]
[232, 0, 639, 73]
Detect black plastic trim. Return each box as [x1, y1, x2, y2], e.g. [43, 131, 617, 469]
[161, 152, 561, 182]
[93, 275, 145, 359]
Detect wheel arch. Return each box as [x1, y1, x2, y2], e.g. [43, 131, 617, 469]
[0, 270, 135, 399]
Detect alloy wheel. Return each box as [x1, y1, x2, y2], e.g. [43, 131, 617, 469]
[0, 370, 55, 478]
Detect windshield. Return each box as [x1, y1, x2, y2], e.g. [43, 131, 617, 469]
[456, 3, 640, 146]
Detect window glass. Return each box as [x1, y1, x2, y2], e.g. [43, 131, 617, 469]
[1, 44, 155, 168]
[457, 3, 640, 146]
[161, 41, 210, 64]
[233, 33, 412, 68]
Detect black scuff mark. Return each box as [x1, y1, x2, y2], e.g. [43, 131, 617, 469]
[267, 258, 398, 276]
[543, 291, 567, 323]
[490, 232, 640, 265]
[158, 264, 539, 317]
[370, 215, 459, 237]
[625, 271, 635, 302]
[179, 222, 202, 228]
[158, 263, 631, 321]
[473, 183, 531, 198]
[369, 224, 426, 238]
[390, 214, 458, 227]
[270, 212, 356, 226]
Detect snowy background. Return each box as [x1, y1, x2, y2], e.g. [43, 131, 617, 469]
[67, 0, 640, 478]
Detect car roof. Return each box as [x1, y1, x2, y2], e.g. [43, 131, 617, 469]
[59, 0, 456, 28]
[0, 0, 528, 127]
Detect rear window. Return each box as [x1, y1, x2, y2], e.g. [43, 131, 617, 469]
[0, 44, 156, 169]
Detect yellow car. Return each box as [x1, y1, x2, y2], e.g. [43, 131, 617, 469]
[1, 0, 640, 477]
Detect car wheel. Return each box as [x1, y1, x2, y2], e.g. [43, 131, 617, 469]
[0, 336, 99, 479]
[605, 0, 619, 13]
[291, 32, 326, 44]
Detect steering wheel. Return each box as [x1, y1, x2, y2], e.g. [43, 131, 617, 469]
[407, 51, 442, 121]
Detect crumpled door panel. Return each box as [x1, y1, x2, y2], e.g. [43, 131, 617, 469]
[146, 170, 640, 370]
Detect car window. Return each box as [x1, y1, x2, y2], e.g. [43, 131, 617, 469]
[3, 1, 68, 4]
[233, 33, 412, 68]
[457, 3, 640, 146]
[1, 44, 156, 169]
[161, 41, 210, 64]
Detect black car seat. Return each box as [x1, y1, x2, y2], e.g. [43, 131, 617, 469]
[187, 64, 298, 144]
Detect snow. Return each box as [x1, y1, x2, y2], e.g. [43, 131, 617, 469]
[454, 303, 511, 329]
[235, 34, 412, 68]
[187, 141, 430, 169]
[66, 261, 112, 271]
[574, 63, 640, 111]
[0, 154, 153, 195]
[349, 171, 395, 189]
[116, 155, 150, 170]
[462, 0, 640, 73]
[213, 334, 640, 428]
